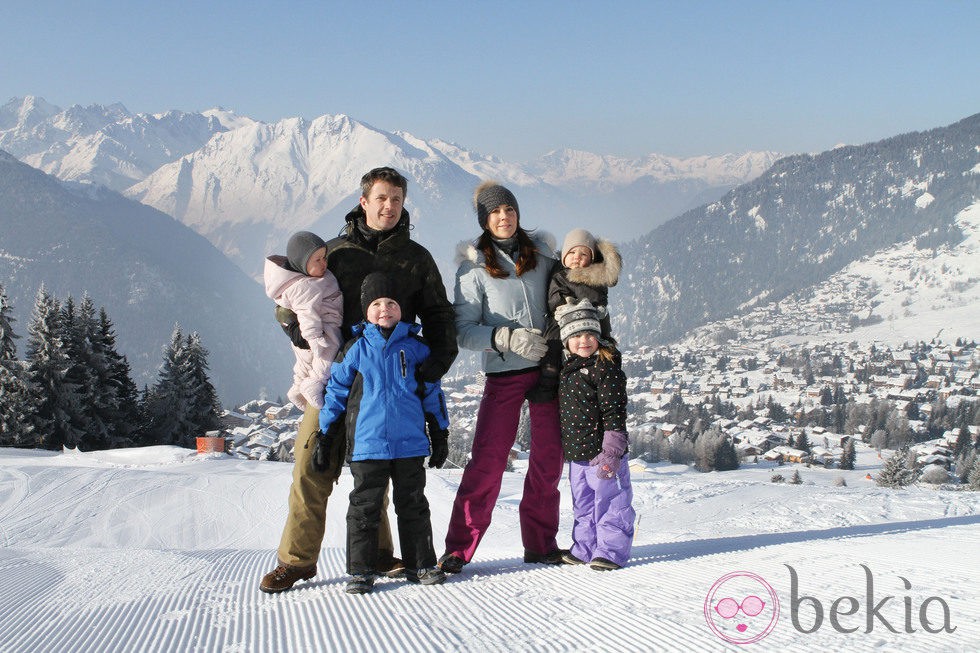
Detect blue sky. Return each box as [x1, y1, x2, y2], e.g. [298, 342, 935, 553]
[3, 0, 978, 161]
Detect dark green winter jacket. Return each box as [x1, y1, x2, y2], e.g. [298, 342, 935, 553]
[325, 206, 458, 381]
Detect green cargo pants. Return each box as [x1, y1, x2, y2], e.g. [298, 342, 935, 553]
[276, 403, 394, 567]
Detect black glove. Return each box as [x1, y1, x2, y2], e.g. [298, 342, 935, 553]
[425, 413, 449, 468]
[310, 428, 332, 473]
[275, 305, 309, 350]
[525, 372, 558, 403]
[526, 339, 561, 403]
[429, 431, 449, 468]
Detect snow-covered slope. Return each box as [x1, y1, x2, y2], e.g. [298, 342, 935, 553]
[683, 199, 980, 349]
[0, 445, 977, 651]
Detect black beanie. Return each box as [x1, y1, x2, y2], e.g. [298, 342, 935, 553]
[474, 182, 520, 230]
[360, 272, 401, 317]
[286, 231, 326, 274]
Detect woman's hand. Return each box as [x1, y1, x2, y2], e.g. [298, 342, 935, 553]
[492, 327, 548, 361]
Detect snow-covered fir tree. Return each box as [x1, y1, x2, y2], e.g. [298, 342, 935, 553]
[694, 428, 739, 471]
[968, 457, 980, 491]
[95, 306, 142, 447]
[0, 285, 37, 446]
[25, 286, 85, 449]
[182, 331, 221, 436]
[875, 446, 919, 488]
[58, 296, 95, 444]
[838, 438, 856, 471]
[143, 325, 221, 448]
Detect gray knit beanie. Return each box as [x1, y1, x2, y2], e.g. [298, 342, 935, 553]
[286, 231, 327, 274]
[474, 182, 520, 229]
[555, 298, 602, 344]
[561, 228, 597, 266]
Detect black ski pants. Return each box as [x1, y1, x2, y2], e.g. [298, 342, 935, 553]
[347, 457, 436, 575]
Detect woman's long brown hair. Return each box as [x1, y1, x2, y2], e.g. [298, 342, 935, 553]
[477, 227, 539, 279]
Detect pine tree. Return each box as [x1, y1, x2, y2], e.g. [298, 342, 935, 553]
[96, 307, 141, 447]
[144, 325, 196, 447]
[143, 327, 221, 447]
[838, 438, 856, 470]
[183, 331, 222, 436]
[954, 448, 976, 483]
[788, 469, 803, 485]
[63, 295, 111, 449]
[967, 457, 980, 491]
[25, 287, 84, 449]
[794, 431, 812, 453]
[712, 434, 739, 471]
[875, 446, 918, 488]
[1, 285, 39, 446]
[0, 283, 18, 363]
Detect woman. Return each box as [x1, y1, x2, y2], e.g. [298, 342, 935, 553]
[439, 181, 565, 573]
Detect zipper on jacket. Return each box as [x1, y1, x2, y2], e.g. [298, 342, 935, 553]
[399, 350, 407, 378]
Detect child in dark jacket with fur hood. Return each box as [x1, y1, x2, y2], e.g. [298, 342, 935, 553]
[526, 228, 622, 403]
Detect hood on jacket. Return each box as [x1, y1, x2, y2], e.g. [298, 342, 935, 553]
[565, 238, 621, 288]
[263, 255, 303, 299]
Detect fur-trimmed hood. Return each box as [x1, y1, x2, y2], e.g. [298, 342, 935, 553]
[564, 238, 621, 288]
[455, 231, 557, 266]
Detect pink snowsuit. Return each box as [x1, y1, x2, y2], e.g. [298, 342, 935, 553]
[263, 255, 343, 410]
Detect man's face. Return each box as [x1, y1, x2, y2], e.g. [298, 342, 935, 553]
[360, 181, 405, 232]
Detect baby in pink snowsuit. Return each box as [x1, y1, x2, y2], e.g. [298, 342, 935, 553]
[264, 231, 343, 409]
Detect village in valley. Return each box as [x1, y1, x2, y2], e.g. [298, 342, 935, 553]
[218, 333, 979, 486]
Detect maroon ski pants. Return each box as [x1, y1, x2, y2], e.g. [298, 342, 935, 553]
[444, 370, 564, 561]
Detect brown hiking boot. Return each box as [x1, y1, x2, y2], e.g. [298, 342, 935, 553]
[375, 554, 406, 578]
[259, 563, 317, 593]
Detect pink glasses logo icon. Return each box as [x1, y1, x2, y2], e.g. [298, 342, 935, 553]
[704, 572, 779, 644]
[714, 595, 766, 621]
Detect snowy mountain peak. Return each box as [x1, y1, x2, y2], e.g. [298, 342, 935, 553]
[0, 95, 61, 130]
[530, 148, 782, 190]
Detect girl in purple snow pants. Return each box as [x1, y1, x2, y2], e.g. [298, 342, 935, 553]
[556, 298, 635, 568]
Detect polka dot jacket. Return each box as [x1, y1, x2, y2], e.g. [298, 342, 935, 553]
[558, 350, 628, 461]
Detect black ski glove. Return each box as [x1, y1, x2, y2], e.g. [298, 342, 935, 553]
[310, 428, 333, 473]
[426, 414, 449, 469]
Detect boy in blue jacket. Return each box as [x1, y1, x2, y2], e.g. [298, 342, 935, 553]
[318, 272, 450, 594]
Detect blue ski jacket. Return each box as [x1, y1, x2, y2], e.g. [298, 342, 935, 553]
[319, 320, 449, 461]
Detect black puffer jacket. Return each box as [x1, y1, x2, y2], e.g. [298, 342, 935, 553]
[547, 237, 622, 341]
[558, 351, 628, 461]
[325, 205, 458, 380]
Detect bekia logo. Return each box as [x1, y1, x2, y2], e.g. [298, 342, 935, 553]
[703, 571, 780, 644]
[705, 565, 956, 644]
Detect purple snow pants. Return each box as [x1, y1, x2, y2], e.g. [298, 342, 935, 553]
[444, 370, 564, 561]
[568, 458, 635, 567]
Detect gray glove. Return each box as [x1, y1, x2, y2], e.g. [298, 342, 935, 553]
[493, 327, 548, 361]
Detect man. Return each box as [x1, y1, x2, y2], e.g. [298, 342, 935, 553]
[261, 166, 457, 593]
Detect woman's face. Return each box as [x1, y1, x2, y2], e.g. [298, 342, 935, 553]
[486, 205, 518, 239]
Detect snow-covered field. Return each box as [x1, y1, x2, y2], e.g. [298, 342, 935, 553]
[1, 445, 978, 652]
